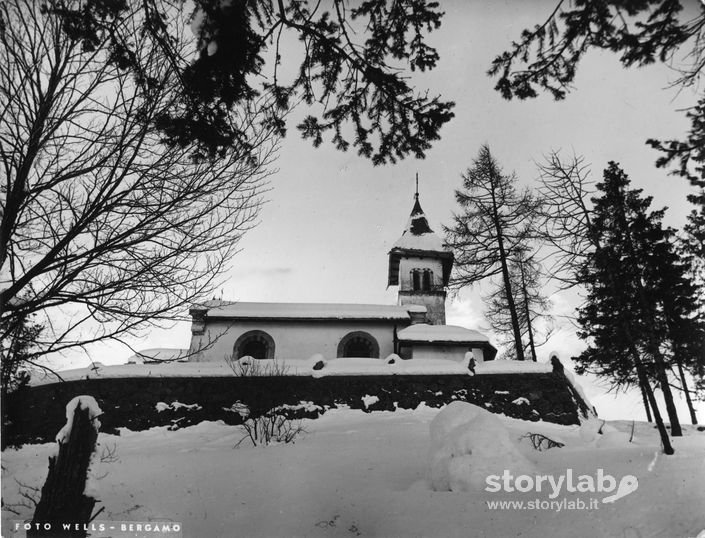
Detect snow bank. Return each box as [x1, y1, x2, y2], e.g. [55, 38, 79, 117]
[55, 396, 102, 444]
[428, 402, 535, 492]
[577, 418, 632, 447]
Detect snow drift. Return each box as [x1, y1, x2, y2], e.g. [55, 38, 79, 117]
[428, 401, 535, 492]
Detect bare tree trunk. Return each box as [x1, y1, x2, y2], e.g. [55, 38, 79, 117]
[675, 359, 698, 425]
[499, 255, 525, 361]
[30, 401, 100, 537]
[492, 207, 524, 361]
[631, 346, 674, 455]
[639, 380, 653, 423]
[650, 346, 683, 436]
[518, 260, 538, 361]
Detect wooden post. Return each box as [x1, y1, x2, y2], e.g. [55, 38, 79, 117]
[29, 397, 101, 537]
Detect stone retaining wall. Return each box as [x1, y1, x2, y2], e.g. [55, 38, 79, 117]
[3, 372, 593, 447]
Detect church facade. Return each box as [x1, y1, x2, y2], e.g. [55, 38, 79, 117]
[188, 191, 496, 364]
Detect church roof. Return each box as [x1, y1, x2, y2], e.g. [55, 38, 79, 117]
[397, 324, 489, 343]
[391, 194, 448, 252]
[388, 193, 454, 286]
[202, 302, 414, 321]
[397, 324, 497, 359]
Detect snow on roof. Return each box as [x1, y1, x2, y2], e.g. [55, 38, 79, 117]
[387, 194, 454, 287]
[475, 360, 553, 375]
[392, 230, 446, 252]
[391, 196, 449, 253]
[204, 302, 411, 320]
[397, 324, 490, 343]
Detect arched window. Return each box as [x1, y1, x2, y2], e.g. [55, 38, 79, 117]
[411, 269, 434, 291]
[412, 269, 421, 291]
[337, 331, 380, 358]
[422, 269, 433, 290]
[233, 330, 275, 361]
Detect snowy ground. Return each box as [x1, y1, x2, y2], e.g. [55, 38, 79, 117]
[2, 407, 704, 538]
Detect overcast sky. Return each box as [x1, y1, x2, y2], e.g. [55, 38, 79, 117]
[64, 1, 703, 420]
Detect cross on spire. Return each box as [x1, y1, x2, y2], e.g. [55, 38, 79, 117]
[415, 172, 419, 199]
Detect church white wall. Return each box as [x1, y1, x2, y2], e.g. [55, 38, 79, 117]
[410, 344, 470, 362]
[189, 319, 400, 362]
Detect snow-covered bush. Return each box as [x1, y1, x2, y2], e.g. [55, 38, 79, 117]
[428, 402, 535, 492]
[520, 432, 565, 451]
[236, 403, 306, 447]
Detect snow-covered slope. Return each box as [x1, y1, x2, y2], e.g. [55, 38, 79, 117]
[3, 407, 703, 538]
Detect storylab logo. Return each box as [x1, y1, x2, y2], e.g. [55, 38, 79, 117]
[485, 469, 639, 508]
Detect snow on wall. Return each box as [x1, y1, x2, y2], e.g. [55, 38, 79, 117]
[30, 357, 473, 386]
[475, 360, 553, 375]
[312, 357, 470, 377]
[562, 368, 593, 412]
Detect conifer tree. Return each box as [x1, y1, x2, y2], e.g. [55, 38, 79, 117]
[657, 217, 705, 424]
[445, 145, 541, 361]
[680, 204, 705, 314]
[574, 162, 697, 446]
[679, 204, 705, 405]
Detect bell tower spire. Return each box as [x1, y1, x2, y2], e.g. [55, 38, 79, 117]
[387, 180, 454, 325]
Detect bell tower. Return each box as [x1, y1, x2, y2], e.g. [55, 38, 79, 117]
[387, 178, 454, 325]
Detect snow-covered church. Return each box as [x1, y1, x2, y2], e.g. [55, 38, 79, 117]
[187, 190, 497, 364]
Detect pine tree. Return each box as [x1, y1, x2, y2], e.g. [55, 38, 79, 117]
[574, 162, 695, 451]
[445, 145, 541, 361]
[655, 223, 705, 424]
[680, 204, 705, 314]
[679, 204, 705, 403]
